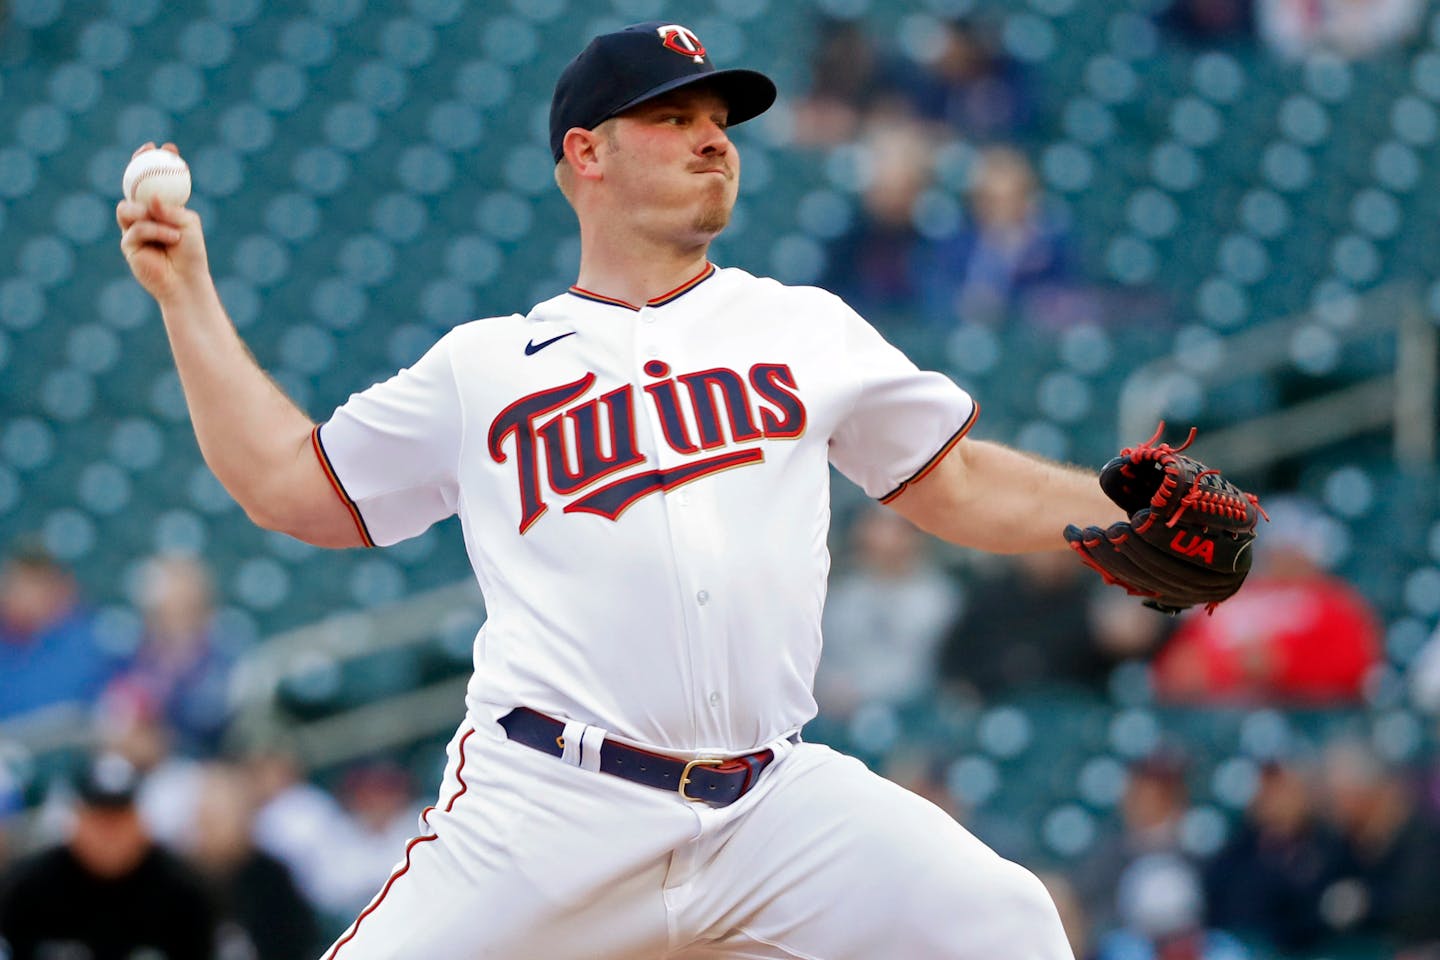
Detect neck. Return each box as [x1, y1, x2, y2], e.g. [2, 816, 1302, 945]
[573, 218, 714, 308]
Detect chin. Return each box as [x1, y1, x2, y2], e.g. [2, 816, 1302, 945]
[689, 177, 736, 232]
[696, 189, 737, 233]
[693, 205, 732, 236]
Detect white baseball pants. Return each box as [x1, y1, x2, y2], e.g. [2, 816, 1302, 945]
[320, 718, 1073, 960]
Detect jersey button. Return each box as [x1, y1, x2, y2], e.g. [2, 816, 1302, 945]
[696, 590, 709, 605]
[708, 692, 721, 707]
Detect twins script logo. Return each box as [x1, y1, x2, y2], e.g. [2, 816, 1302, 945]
[489, 360, 804, 533]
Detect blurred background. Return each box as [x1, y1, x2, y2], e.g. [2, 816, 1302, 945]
[1, 0, 1439, 957]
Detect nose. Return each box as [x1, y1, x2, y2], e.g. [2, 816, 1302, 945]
[696, 119, 731, 157]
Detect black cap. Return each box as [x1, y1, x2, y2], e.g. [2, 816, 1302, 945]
[75, 752, 141, 809]
[550, 22, 777, 163]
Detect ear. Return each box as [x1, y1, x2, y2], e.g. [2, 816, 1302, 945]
[562, 128, 606, 183]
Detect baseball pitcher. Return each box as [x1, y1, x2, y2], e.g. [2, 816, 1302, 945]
[117, 21, 1257, 960]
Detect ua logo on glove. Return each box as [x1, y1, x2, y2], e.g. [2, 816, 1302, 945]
[1169, 530, 1215, 564]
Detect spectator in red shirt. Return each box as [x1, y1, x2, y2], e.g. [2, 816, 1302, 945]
[1151, 497, 1380, 705]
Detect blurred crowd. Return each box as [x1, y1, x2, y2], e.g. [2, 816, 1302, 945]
[796, 0, 1424, 340]
[797, 16, 1080, 334]
[3, 484, 1436, 958]
[813, 494, 1440, 960]
[786, 19, 1435, 957]
[0, 546, 425, 956]
[2, 0, 1437, 958]
[817, 491, 1390, 714]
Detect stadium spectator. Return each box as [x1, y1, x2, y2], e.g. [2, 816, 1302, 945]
[318, 760, 424, 921]
[1096, 853, 1252, 960]
[921, 146, 1075, 329]
[816, 506, 963, 721]
[1074, 749, 1194, 937]
[0, 544, 121, 722]
[1317, 739, 1440, 949]
[897, 19, 1035, 141]
[244, 738, 350, 913]
[1150, 497, 1381, 705]
[1159, 0, 1256, 45]
[819, 118, 938, 326]
[939, 550, 1160, 697]
[0, 760, 20, 823]
[1089, 588, 1177, 677]
[103, 553, 234, 756]
[0, 753, 217, 959]
[184, 763, 318, 960]
[97, 698, 206, 852]
[1204, 758, 1340, 952]
[1413, 629, 1440, 839]
[788, 18, 885, 146]
[1259, 0, 1423, 61]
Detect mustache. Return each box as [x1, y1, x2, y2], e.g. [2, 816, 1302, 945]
[688, 160, 734, 179]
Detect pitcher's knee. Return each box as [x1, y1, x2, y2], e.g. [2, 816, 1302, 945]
[920, 860, 1074, 959]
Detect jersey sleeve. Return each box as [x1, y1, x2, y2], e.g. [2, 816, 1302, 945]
[827, 305, 978, 502]
[314, 333, 463, 547]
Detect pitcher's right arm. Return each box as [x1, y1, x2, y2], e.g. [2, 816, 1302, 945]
[116, 143, 365, 549]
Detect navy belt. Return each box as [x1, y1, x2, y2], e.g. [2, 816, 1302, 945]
[498, 707, 788, 807]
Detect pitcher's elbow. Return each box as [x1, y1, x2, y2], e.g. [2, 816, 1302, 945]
[242, 499, 289, 536]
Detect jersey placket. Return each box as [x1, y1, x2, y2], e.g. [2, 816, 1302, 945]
[632, 302, 728, 746]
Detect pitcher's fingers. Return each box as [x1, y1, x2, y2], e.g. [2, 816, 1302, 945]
[121, 219, 182, 253]
[160, 142, 180, 155]
[131, 141, 157, 159]
[145, 197, 198, 227]
[116, 199, 149, 230]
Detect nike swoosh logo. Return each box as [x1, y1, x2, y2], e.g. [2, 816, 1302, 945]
[524, 332, 577, 356]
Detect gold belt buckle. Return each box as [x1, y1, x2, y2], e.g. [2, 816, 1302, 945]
[678, 757, 724, 802]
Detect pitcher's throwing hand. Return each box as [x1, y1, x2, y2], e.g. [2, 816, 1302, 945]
[116, 142, 211, 305]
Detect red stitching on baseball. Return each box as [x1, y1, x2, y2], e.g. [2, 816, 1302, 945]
[127, 161, 189, 201]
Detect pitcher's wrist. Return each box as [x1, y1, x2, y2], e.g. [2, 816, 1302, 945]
[157, 273, 221, 317]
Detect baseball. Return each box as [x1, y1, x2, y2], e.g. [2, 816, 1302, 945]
[122, 148, 191, 207]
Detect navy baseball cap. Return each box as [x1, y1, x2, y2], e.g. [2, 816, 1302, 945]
[550, 22, 777, 163]
[75, 752, 141, 809]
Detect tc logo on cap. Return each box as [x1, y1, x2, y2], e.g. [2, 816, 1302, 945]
[657, 24, 706, 63]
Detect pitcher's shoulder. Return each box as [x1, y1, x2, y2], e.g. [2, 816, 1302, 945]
[714, 267, 852, 313]
[443, 311, 531, 344]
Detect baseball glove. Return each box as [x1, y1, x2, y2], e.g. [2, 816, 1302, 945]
[1064, 423, 1266, 614]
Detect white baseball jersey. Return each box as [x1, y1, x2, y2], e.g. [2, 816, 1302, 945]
[310, 265, 1077, 960]
[315, 263, 976, 755]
